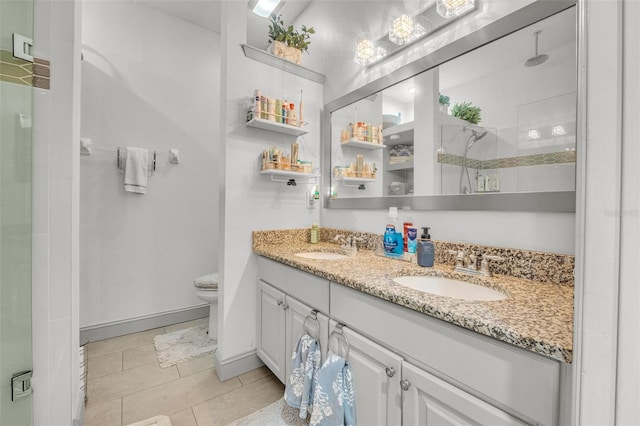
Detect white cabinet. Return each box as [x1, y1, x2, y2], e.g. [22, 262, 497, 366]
[257, 279, 329, 384]
[402, 362, 528, 425]
[256, 258, 567, 425]
[331, 321, 403, 426]
[257, 280, 287, 382]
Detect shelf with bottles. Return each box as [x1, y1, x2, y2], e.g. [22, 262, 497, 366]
[260, 145, 317, 185]
[339, 121, 385, 148]
[246, 90, 308, 136]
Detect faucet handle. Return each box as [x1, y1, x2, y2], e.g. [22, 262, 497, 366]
[480, 255, 505, 275]
[447, 249, 465, 267]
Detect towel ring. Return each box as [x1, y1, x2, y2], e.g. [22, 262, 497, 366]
[329, 324, 350, 361]
[303, 310, 320, 341]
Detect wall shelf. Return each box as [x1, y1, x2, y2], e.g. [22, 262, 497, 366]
[336, 176, 377, 184]
[247, 117, 308, 136]
[387, 160, 414, 171]
[241, 44, 327, 84]
[261, 169, 319, 185]
[383, 121, 414, 146]
[341, 140, 386, 150]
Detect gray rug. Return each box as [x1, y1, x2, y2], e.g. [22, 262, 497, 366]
[226, 399, 309, 426]
[153, 325, 216, 368]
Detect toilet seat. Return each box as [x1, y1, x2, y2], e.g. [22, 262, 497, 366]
[193, 273, 218, 290]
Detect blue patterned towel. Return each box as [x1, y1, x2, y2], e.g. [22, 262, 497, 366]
[310, 350, 356, 426]
[285, 333, 322, 419]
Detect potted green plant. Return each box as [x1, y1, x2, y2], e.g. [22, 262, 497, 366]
[438, 93, 450, 114]
[450, 101, 482, 124]
[268, 15, 315, 64]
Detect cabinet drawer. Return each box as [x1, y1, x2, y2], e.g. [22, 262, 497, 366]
[330, 282, 560, 425]
[257, 257, 330, 313]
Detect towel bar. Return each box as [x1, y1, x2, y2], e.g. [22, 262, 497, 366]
[117, 147, 157, 174]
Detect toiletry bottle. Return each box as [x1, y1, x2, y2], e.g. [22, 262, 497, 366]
[310, 223, 319, 244]
[417, 227, 435, 267]
[407, 226, 418, 254]
[383, 207, 399, 254]
[254, 90, 261, 118]
[288, 103, 297, 126]
[403, 222, 413, 252]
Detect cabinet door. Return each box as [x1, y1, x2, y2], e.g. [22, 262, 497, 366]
[402, 362, 529, 425]
[330, 320, 403, 426]
[257, 280, 287, 383]
[285, 296, 330, 382]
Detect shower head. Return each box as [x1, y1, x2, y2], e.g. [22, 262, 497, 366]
[524, 30, 549, 67]
[463, 126, 488, 150]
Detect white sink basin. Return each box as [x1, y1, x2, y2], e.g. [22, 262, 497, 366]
[295, 252, 350, 260]
[393, 276, 507, 301]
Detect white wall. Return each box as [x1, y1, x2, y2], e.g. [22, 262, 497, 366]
[79, 1, 220, 327]
[31, 0, 82, 423]
[217, 2, 322, 363]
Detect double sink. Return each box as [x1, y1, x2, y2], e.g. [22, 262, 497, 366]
[294, 251, 506, 302]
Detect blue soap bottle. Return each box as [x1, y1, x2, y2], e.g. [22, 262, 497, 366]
[383, 207, 399, 254]
[417, 227, 434, 267]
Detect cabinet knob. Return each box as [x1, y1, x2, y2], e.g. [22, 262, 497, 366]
[385, 367, 396, 377]
[277, 300, 283, 306]
[282, 304, 289, 310]
[400, 379, 411, 391]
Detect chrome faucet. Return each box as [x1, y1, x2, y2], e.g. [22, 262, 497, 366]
[333, 234, 361, 255]
[447, 250, 504, 277]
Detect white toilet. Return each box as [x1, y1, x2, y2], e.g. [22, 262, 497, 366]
[193, 273, 218, 341]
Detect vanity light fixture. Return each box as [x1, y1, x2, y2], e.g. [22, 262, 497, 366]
[354, 1, 477, 67]
[389, 14, 415, 45]
[252, 0, 281, 18]
[436, 0, 475, 18]
[408, 87, 416, 94]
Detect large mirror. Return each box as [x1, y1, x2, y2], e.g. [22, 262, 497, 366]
[325, 2, 577, 212]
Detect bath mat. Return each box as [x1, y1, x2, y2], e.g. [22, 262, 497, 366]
[153, 325, 215, 368]
[226, 398, 309, 426]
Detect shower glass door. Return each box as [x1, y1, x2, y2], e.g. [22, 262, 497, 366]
[0, 0, 34, 424]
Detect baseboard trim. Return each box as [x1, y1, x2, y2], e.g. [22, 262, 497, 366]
[214, 349, 264, 381]
[80, 305, 209, 343]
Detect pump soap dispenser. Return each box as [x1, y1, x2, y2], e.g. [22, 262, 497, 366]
[417, 227, 434, 267]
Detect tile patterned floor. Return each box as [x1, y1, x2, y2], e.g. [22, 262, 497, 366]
[83, 319, 284, 426]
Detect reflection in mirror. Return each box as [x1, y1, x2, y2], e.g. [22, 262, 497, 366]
[329, 6, 576, 202]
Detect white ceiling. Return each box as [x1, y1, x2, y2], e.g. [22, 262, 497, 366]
[137, 0, 312, 47]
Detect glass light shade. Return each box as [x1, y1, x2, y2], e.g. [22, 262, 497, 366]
[389, 14, 415, 45]
[375, 41, 390, 62]
[354, 34, 376, 65]
[412, 16, 433, 40]
[436, 0, 475, 18]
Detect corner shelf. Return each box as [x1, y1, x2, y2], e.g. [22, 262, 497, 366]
[341, 140, 386, 150]
[246, 117, 308, 137]
[241, 44, 327, 84]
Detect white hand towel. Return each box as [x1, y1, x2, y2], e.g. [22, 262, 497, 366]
[124, 147, 149, 194]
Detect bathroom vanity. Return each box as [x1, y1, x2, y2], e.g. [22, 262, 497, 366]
[254, 230, 573, 426]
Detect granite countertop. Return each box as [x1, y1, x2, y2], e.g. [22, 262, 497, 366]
[253, 240, 573, 363]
